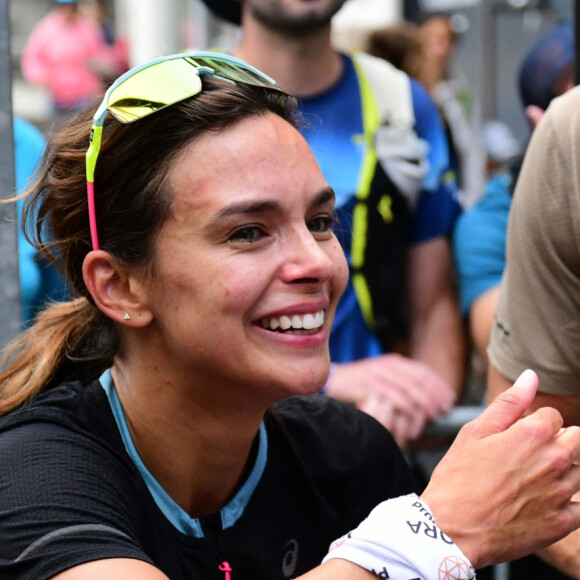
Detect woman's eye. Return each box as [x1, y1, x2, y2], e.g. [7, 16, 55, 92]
[308, 215, 336, 234]
[228, 225, 266, 243]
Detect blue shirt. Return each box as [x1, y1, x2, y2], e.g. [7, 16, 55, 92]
[299, 55, 461, 361]
[453, 173, 512, 316]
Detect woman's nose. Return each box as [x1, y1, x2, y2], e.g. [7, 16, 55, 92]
[280, 227, 334, 285]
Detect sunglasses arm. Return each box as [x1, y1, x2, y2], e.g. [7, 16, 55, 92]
[86, 124, 104, 251]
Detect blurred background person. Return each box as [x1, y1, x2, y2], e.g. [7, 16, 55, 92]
[453, 20, 574, 373]
[518, 20, 574, 131]
[416, 14, 485, 208]
[452, 120, 521, 368]
[80, 0, 129, 75]
[484, 20, 579, 579]
[366, 21, 437, 99]
[486, 88, 580, 580]
[80, 0, 115, 45]
[20, 0, 125, 122]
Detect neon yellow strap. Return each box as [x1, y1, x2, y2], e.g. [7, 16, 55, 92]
[350, 54, 382, 327]
[86, 125, 103, 183]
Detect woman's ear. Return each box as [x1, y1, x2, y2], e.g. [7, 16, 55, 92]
[82, 250, 153, 327]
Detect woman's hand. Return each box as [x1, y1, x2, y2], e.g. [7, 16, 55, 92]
[423, 369, 580, 569]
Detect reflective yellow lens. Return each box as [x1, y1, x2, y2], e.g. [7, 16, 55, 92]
[107, 59, 204, 123]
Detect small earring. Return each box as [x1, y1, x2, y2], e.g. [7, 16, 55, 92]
[123, 312, 131, 320]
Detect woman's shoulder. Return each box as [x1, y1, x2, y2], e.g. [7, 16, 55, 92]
[0, 379, 152, 580]
[0, 378, 140, 513]
[0, 378, 122, 457]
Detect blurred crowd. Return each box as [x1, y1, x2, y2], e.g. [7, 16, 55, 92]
[12, 0, 575, 449]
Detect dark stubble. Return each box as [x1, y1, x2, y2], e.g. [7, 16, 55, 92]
[247, 0, 346, 37]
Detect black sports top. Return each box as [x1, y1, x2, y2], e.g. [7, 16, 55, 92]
[0, 379, 417, 579]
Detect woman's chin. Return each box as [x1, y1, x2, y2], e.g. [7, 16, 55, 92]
[280, 367, 330, 399]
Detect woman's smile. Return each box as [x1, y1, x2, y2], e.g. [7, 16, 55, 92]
[257, 309, 325, 332]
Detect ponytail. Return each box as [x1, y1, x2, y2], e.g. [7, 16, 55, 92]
[0, 298, 117, 416]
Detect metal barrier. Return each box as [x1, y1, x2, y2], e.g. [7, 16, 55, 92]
[423, 405, 483, 437]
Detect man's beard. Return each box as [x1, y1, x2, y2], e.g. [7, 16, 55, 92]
[248, 0, 346, 37]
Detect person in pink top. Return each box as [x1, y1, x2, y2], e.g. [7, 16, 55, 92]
[21, 0, 124, 114]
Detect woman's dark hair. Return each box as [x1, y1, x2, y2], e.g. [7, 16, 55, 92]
[0, 77, 298, 414]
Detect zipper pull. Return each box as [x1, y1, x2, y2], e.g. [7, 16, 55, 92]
[219, 561, 232, 580]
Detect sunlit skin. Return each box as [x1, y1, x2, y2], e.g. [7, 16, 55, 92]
[84, 112, 348, 517]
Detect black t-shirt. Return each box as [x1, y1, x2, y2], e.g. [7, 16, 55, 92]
[0, 380, 417, 579]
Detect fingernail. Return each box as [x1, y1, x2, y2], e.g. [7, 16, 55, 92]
[514, 368, 536, 387]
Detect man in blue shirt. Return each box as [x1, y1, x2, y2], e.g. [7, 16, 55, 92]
[202, 0, 464, 447]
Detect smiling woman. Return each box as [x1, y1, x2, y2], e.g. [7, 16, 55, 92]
[1, 52, 580, 580]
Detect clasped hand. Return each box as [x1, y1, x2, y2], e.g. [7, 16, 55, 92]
[326, 354, 456, 447]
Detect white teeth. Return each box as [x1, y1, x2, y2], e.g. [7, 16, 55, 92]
[259, 310, 325, 332]
[291, 315, 303, 329]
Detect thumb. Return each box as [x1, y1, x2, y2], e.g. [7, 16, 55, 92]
[476, 369, 538, 437]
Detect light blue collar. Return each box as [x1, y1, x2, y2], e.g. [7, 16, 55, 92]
[99, 369, 268, 538]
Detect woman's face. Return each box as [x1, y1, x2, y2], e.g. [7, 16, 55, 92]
[140, 113, 348, 404]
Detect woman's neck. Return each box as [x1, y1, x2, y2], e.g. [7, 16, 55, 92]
[110, 362, 267, 518]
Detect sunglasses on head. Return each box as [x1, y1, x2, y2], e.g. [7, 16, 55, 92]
[85, 51, 282, 251]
